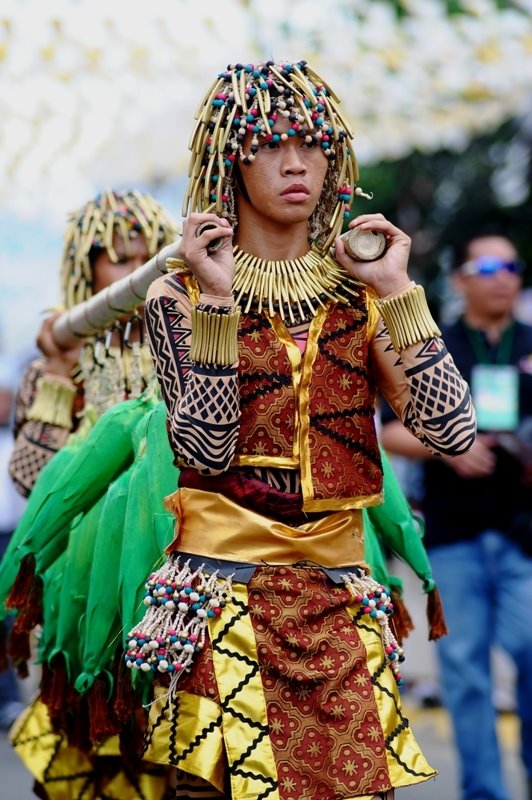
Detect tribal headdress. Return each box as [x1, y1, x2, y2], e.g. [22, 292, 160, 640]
[184, 60, 367, 254]
[61, 189, 178, 309]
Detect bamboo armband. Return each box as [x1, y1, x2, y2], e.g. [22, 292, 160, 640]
[189, 306, 240, 366]
[375, 284, 441, 352]
[27, 375, 76, 428]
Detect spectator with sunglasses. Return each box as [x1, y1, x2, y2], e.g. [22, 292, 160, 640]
[380, 226, 532, 800]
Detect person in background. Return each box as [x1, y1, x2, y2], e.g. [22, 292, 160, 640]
[8, 189, 178, 497]
[380, 225, 532, 800]
[0, 189, 178, 797]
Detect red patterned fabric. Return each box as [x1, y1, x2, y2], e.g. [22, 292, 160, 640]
[307, 305, 382, 501]
[236, 307, 296, 459]
[251, 567, 392, 798]
[234, 299, 383, 506]
[177, 566, 394, 799]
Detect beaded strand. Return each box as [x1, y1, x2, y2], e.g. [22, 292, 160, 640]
[125, 556, 233, 679]
[342, 570, 406, 686]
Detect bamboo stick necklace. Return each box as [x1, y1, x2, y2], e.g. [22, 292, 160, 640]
[232, 244, 361, 324]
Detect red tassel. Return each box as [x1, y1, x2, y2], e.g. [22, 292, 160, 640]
[88, 677, 119, 744]
[112, 651, 146, 770]
[17, 576, 43, 632]
[6, 554, 36, 610]
[390, 588, 415, 645]
[40, 662, 56, 712]
[113, 654, 135, 725]
[40, 654, 73, 730]
[7, 618, 31, 677]
[427, 586, 448, 641]
[119, 701, 149, 773]
[66, 695, 91, 753]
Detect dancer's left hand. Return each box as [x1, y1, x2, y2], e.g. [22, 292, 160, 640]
[334, 213, 412, 297]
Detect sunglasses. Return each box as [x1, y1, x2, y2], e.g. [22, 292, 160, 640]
[460, 256, 525, 277]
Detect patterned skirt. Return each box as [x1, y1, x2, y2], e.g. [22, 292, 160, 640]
[142, 565, 435, 800]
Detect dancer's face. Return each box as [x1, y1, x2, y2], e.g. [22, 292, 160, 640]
[237, 117, 329, 229]
[92, 232, 150, 294]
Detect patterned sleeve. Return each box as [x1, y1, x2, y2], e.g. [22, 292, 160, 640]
[8, 359, 73, 497]
[145, 272, 241, 474]
[371, 314, 476, 457]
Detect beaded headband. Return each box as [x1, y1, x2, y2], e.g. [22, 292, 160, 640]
[183, 60, 368, 254]
[61, 189, 178, 309]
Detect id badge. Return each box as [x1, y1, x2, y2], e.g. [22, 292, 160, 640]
[471, 364, 519, 431]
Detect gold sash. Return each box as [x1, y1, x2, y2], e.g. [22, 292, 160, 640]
[164, 487, 365, 568]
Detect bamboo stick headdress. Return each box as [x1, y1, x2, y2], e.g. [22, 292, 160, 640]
[183, 60, 367, 254]
[60, 189, 178, 309]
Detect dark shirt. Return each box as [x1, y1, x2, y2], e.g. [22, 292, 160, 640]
[382, 317, 532, 550]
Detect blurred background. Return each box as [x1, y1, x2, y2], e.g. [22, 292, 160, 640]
[1, 0, 532, 370]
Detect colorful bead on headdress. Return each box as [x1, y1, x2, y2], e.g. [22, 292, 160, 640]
[61, 189, 178, 309]
[184, 60, 368, 254]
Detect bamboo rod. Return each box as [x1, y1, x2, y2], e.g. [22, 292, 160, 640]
[52, 240, 182, 349]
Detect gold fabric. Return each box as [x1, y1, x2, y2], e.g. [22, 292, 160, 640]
[144, 582, 281, 799]
[141, 569, 435, 799]
[10, 699, 94, 796]
[144, 689, 226, 792]
[356, 609, 436, 788]
[10, 698, 167, 800]
[164, 487, 365, 567]
[210, 582, 280, 800]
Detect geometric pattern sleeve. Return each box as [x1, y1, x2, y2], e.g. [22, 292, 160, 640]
[8, 359, 72, 497]
[372, 316, 476, 457]
[145, 273, 241, 474]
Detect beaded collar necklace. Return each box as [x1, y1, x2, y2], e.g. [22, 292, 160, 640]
[232, 245, 361, 324]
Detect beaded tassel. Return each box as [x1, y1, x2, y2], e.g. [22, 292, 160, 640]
[342, 570, 405, 686]
[125, 556, 233, 682]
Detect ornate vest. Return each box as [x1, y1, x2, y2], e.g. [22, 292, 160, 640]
[232, 289, 383, 513]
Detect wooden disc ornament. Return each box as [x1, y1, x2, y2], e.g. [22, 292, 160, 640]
[194, 221, 226, 254]
[340, 228, 386, 261]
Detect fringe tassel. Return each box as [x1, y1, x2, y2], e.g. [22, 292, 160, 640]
[7, 619, 31, 677]
[88, 676, 119, 743]
[343, 569, 405, 686]
[66, 696, 92, 754]
[16, 577, 43, 632]
[427, 586, 448, 641]
[39, 662, 54, 713]
[6, 553, 36, 610]
[118, 716, 145, 775]
[113, 651, 135, 725]
[6, 570, 43, 677]
[125, 556, 233, 686]
[389, 588, 415, 645]
[40, 654, 76, 731]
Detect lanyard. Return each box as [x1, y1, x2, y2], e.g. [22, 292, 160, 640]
[464, 321, 515, 366]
